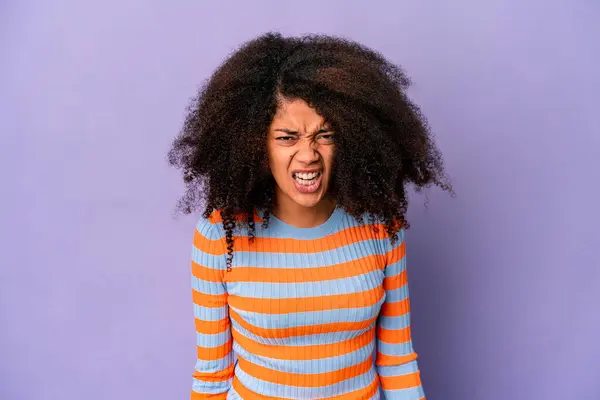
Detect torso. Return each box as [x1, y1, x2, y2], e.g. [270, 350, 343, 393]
[219, 207, 391, 399]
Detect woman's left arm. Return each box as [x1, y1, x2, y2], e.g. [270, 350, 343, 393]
[376, 229, 426, 400]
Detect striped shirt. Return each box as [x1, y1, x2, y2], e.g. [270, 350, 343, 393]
[190, 206, 426, 399]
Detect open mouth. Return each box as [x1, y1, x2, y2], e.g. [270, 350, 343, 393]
[292, 171, 321, 186]
[291, 171, 322, 194]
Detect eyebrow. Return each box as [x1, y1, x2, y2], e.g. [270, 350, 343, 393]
[275, 129, 299, 134]
[274, 127, 332, 135]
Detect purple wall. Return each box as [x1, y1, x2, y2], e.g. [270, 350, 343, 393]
[1, 1, 599, 399]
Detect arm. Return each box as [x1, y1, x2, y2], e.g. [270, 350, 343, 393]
[190, 217, 234, 400]
[376, 228, 426, 399]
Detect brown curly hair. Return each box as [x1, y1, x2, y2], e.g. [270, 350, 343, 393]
[168, 32, 452, 269]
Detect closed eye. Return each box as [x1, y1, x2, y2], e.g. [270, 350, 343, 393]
[316, 131, 335, 143]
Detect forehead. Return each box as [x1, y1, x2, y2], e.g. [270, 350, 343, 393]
[270, 98, 327, 130]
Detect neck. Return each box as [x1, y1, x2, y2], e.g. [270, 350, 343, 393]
[272, 193, 336, 228]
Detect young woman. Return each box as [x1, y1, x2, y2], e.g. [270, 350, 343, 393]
[168, 32, 451, 400]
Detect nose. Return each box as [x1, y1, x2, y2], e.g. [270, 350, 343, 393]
[295, 138, 320, 164]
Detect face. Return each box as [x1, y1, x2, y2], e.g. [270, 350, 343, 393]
[267, 98, 335, 210]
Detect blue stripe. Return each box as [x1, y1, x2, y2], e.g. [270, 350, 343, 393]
[193, 304, 227, 321]
[384, 284, 409, 303]
[226, 270, 384, 299]
[194, 353, 234, 373]
[195, 218, 225, 241]
[370, 391, 381, 400]
[384, 254, 406, 277]
[233, 340, 376, 374]
[191, 246, 226, 269]
[377, 340, 414, 357]
[231, 321, 374, 347]
[377, 360, 420, 376]
[192, 276, 226, 295]
[191, 378, 232, 394]
[383, 228, 405, 251]
[234, 365, 377, 398]
[196, 330, 230, 347]
[226, 386, 242, 399]
[381, 385, 424, 399]
[259, 206, 345, 239]
[378, 313, 411, 330]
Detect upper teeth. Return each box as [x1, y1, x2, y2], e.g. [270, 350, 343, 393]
[295, 172, 319, 180]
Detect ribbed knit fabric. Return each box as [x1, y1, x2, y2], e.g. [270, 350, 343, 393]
[190, 206, 426, 399]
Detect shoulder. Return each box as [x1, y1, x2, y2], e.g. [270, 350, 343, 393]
[195, 209, 263, 238]
[194, 211, 226, 242]
[339, 209, 403, 237]
[203, 209, 264, 225]
[337, 209, 406, 253]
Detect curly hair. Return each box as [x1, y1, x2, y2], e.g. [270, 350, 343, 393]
[168, 32, 452, 269]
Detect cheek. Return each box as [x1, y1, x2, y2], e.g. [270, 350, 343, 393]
[267, 146, 289, 176]
[323, 148, 336, 169]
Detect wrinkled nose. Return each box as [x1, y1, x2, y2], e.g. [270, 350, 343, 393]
[295, 139, 321, 165]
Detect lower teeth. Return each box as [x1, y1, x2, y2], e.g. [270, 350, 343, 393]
[296, 179, 316, 186]
[294, 176, 318, 186]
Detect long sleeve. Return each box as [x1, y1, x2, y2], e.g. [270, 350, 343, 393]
[190, 218, 234, 400]
[376, 228, 426, 399]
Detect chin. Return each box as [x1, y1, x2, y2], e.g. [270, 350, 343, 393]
[280, 185, 329, 209]
[291, 194, 324, 209]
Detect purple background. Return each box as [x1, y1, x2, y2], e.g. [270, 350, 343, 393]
[1, 1, 599, 399]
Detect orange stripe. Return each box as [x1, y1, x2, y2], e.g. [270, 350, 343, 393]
[190, 390, 227, 400]
[383, 270, 407, 291]
[196, 339, 232, 360]
[377, 326, 411, 344]
[193, 223, 390, 256]
[192, 229, 227, 256]
[192, 364, 234, 383]
[317, 375, 380, 399]
[380, 297, 410, 317]
[231, 377, 281, 400]
[192, 261, 223, 283]
[386, 241, 406, 264]
[192, 290, 227, 308]
[379, 371, 422, 390]
[208, 209, 264, 224]
[237, 356, 372, 388]
[232, 375, 381, 400]
[229, 253, 384, 283]
[229, 285, 384, 314]
[232, 327, 374, 360]
[229, 308, 376, 338]
[195, 317, 229, 335]
[376, 352, 418, 366]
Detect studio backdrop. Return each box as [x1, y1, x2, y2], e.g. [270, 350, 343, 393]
[1, 1, 598, 399]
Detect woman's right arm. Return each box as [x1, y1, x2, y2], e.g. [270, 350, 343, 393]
[189, 217, 234, 399]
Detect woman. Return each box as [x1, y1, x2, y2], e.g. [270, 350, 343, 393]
[168, 32, 451, 400]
